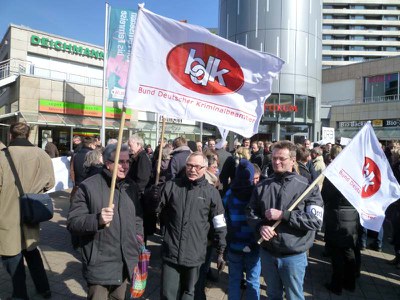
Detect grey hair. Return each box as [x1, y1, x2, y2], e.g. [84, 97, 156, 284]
[83, 149, 103, 169]
[103, 143, 129, 162]
[186, 151, 208, 167]
[128, 134, 144, 148]
[107, 138, 118, 145]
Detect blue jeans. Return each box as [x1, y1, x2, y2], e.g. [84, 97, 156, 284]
[228, 249, 261, 300]
[359, 226, 383, 248]
[260, 249, 307, 300]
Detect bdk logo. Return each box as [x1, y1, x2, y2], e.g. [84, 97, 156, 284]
[166, 42, 244, 95]
[361, 157, 381, 198]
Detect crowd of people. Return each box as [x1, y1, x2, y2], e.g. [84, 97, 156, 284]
[1, 122, 400, 300]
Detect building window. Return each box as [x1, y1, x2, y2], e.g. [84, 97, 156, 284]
[364, 73, 399, 102]
[294, 95, 307, 123]
[306, 97, 315, 123]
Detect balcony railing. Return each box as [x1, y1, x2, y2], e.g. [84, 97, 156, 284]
[363, 94, 400, 103]
[0, 58, 102, 87]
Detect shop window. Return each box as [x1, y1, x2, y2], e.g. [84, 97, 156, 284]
[278, 94, 294, 123]
[294, 95, 307, 123]
[263, 94, 279, 121]
[306, 97, 315, 123]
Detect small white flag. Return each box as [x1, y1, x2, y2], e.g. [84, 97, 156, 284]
[323, 122, 400, 231]
[125, 7, 284, 137]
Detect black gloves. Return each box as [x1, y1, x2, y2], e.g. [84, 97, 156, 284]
[217, 253, 226, 273]
[149, 184, 160, 200]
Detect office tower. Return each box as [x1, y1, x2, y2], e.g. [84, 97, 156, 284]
[323, 1, 400, 68]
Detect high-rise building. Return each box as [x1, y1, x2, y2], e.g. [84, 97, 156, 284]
[219, 0, 322, 141]
[322, 0, 400, 68]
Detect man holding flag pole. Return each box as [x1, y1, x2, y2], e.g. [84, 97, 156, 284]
[121, 4, 284, 299]
[251, 121, 400, 298]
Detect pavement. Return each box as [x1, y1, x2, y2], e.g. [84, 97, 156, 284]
[1, 190, 400, 300]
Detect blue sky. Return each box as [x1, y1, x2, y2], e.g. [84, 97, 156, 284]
[1, 0, 219, 46]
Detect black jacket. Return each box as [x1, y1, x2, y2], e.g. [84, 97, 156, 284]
[321, 178, 359, 248]
[67, 168, 143, 285]
[154, 175, 226, 267]
[297, 162, 312, 183]
[72, 146, 92, 186]
[127, 149, 152, 194]
[250, 149, 264, 169]
[167, 146, 192, 180]
[247, 172, 323, 256]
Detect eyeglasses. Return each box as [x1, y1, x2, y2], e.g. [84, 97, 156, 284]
[186, 163, 206, 171]
[108, 159, 130, 165]
[272, 156, 291, 162]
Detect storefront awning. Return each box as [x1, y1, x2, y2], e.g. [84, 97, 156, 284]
[337, 128, 400, 141]
[133, 121, 214, 135]
[19, 112, 133, 130]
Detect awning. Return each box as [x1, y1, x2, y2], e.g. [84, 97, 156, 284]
[133, 121, 214, 135]
[337, 128, 400, 141]
[19, 112, 133, 130]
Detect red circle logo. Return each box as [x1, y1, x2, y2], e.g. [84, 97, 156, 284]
[361, 157, 381, 198]
[166, 42, 244, 95]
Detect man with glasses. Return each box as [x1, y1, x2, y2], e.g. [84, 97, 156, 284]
[146, 152, 227, 299]
[68, 143, 143, 300]
[247, 140, 323, 300]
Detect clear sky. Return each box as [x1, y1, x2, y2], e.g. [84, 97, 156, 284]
[0, 0, 219, 46]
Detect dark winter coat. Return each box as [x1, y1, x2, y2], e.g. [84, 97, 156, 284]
[321, 178, 359, 248]
[154, 175, 227, 267]
[127, 149, 152, 194]
[71, 146, 92, 186]
[67, 168, 143, 285]
[247, 172, 323, 256]
[298, 161, 312, 183]
[167, 146, 192, 180]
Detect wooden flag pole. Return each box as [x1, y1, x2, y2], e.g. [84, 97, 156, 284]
[257, 173, 325, 244]
[155, 116, 166, 185]
[106, 107, 127, 226]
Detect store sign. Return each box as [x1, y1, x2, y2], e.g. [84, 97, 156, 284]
[264, 103, 298, 113]
[338, 120, 384, 128]
[39, 99, 131, 119]
[159, 116, 183, 124]
[30, 35, 104, 60]
[384, 119, 400, 127]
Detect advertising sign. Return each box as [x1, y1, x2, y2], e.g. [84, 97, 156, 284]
[107, 7, 137, 101]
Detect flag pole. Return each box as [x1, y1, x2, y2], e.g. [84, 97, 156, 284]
[106, 107, 127, 226]
[257, 173, 325, 244]
[101, 2, 110, 147]
[155, 116, 166, 184]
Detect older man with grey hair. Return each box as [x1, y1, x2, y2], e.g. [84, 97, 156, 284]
[146, 151, 226, 299]
[68, 143, 143, 300]
[127, 134, 152, 193]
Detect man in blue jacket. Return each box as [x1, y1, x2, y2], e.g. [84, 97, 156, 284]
[247, 141, 323, 300]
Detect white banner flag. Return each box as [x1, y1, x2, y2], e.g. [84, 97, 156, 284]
[125, 7, 284, 137]
[323, 122, 400, 231]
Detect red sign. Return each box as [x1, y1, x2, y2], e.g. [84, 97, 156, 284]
[361, 157, 381, 198]
[166, 42, 244, 95]
[264, 103, 298, 113]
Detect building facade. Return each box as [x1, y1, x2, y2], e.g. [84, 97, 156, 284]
[322, 55, 400, 141]
[0, 25, 209, 153]
[322, 0, 400, 68]
[219, 0, 323, 142]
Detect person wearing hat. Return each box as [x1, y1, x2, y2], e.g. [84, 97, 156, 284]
[223, 159, 261, 300]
